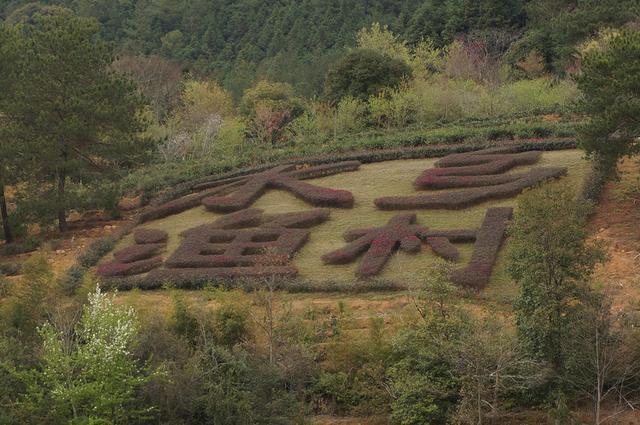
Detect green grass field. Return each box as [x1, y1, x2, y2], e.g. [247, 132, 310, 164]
[111, 149, 590, 299]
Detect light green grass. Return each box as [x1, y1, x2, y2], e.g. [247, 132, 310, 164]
[111, 149, 590, 298]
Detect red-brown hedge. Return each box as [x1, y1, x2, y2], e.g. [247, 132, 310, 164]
[139, 184, 241, 223]
[202, 162, 359, 213]
[96, 256, 163, 277]
[113, 243, 165, 263]
[134, 228, 168, 244]
[165, 228, 310, 269]
[376, 167, 567, 210]
[322, 214, 427, 277]
[143, 266, 298, 288]
[426, 237, 459, 261]
[450, 207, 512, 289]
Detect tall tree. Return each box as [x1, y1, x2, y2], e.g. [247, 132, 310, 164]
[507, 183, 604, 384]
[577, 29, 640, 176]
[0, 24, 20, 243]
[8, 10, 146, 232]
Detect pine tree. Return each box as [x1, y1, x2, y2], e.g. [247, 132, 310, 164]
[6, 11, 146, 232]
[577, 29, 640, 175]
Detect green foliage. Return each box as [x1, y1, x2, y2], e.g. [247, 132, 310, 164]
[512, 0, 639, 73]
[389, 261, 466, 424]
[4, 10, 147, 231]
[36, 284, 156, 423]
[324, 48, 412, 102]
[240, 80, 305, 145]
[508, 183, 605, 380]
[213, 303, 249, 347]
[0, 254, 53, 338]
[577, 29, 640, 175]
[169, 295, 201, 345]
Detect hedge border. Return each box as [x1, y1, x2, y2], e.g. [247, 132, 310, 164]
[145, 139, 577, 210]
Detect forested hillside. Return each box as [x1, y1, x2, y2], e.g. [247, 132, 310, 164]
[1, 0, 635, 96]
[3, 2, 640, 424]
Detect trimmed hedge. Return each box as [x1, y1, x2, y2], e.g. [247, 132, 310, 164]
[96, 256, 163, 278]
[201, 162, 359, 213]
[113, 243, 165, 263]
[157, 140, 574, 203]
[139, 184, 242, 223]
[376, 167, 567, 210]
[450, 207, 513, 289]
[95, 222, 168, 280]
[113, 209, 331, 286]
[426, 237, 460, 261]
[376, 147, 569, 210]
[322, 208, 511, 284]
[166, 228, 310, 269]
[139, 139, 576, 221]
[415, 149, 542, 189]
[142, 266, 299, 289]
[134, 228, 169, 244]
[322, 214, 427, 277]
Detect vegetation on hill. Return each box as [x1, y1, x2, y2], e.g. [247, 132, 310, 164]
[1, 1, 640, 424]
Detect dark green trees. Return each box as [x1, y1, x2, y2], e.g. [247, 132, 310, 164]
[6, 12, 146, 232]
[508, 183, 604, 380]
[324, 49, 412, 102]
[577, 30, 640, 175]
[0, 24, 19, 243]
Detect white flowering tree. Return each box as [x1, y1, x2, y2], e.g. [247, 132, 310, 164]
[38, 285, 153, 423]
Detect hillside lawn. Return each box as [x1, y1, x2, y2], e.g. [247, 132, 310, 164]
[114, 149, 590, 332]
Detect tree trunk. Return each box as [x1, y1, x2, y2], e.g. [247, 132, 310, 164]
[0, 183, 13, 244]
[57, 168, 67, 232]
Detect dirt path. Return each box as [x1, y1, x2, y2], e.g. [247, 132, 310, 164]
[591, 157, 640, 310]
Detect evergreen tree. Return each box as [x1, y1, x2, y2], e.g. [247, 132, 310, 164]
[577, 29, 640, 175]
[507, 183, 604, 383]
[324, 48, 412, 102]
[6, 10, 146, 232]
[0, 24, 19, 243]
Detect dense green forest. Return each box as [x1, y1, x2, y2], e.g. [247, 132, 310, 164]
[0, 0, 636, 96]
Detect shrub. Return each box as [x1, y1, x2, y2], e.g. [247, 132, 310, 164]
[497, 79, 579, 116]
[335, 96, 368, 135]
[113, 243, 165, 263]
[0, 236, 41, 256]
[78, 238, 116, 268]
[287, 111, 327, 146]
[324, 48, 412, 102]
[60, 264, 86, 294]
[367, 85, 418, 129]
[96, 256, 163, 278]
[0, 261, 21, 276]
[450, 207, 513, 289]
[240, 80, 305, 118]
[134, 228, 168, 244]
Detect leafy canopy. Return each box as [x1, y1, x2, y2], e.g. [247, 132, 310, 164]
[577, 29, 640, 175]
[324, 48, 412, 103]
